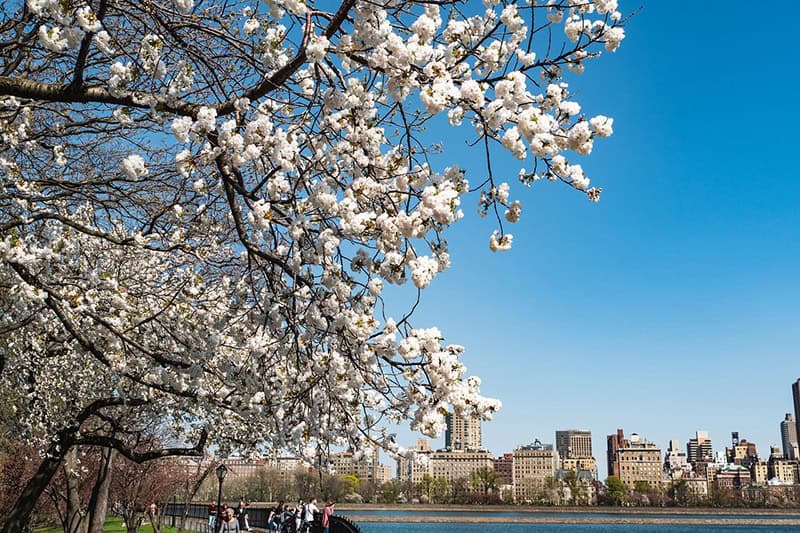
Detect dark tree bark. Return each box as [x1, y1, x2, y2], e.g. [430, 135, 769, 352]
[63, 447, 88, 533]
[1, 433, 71, 533]
[86, 448, 114, 533]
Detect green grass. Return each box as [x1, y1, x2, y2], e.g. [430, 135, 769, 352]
[34, 517, 183, 533]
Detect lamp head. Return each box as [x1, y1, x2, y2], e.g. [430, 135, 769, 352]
[216, 463, 228, 481]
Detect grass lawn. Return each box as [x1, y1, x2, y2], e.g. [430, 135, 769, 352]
[34, 517, 184, 533]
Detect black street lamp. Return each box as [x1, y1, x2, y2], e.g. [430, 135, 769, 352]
[214, 463, 228, 533]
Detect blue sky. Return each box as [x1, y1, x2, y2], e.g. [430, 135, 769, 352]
[386, 1, 800, 478]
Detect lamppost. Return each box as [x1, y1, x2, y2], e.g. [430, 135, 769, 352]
[214, 463, 228, 533]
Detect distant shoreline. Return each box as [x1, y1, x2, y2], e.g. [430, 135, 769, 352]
[335, 503, 800, 516]
[339, 514, 800, 526]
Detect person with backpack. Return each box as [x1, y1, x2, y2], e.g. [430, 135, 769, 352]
[303, 498, 318, 533]
[280, 504, 294, 533]
[268, 501, 284, 533]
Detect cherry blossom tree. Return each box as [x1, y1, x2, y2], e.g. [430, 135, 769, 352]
[0, 0, 627, 529]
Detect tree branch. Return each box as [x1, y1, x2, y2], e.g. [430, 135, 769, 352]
[74, 429, 208, 464]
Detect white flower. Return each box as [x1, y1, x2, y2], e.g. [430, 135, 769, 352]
[568, 164, 589, 190]
[590, 115, 614, 137]
[139, 34, 166, 79]
[604, 26, 625, 52]
[367, 278, 383, 296]
[594, 0, 619, 15]
[559, 101, 581, 116]
[243, 18, 260, 36]
[504, 200, 522, 223]
[53, 145, 67, 167]
[459, 80, 484, 108]
[515, 49, 537, 67]
[176, 149, 193, 177]
[121, 154, 147, 179]
[547, 10, 564, 24]
[171, 116, 193, 142]
[306, 35, 329, 63]
[249, 199, 271, 229]
[108, 61, 133, 97]
[567, 120, 593, 155]
[501, 127, 526, 160]
[112, 107, 132, 124]
[38, 26, 68, 52]
[409, 256, 438, 289]
[93, 31, 114, 54]
[489, 230, 513, 252]
[75, 7, 102, 32]
[194, 106, 217, 133]
[172, 0, 194, 14]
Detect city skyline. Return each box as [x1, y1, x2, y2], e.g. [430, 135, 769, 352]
[393, 377, 800, 480]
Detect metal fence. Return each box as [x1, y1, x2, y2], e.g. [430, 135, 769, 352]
[162, 504, 361, 533]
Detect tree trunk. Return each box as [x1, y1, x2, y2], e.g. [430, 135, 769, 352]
[86, 448, 114, 533]
[1, 436, 70, 533]
[63, 448, 88, 533]
[148, 508, 161, 533]
[178, 462, 214, 533]
[123, 510, 142, 533]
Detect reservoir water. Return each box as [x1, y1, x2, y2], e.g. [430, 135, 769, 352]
[338, 509, 800, 532]
[358, 524, 797, 533]
[346, 509, 800, 520]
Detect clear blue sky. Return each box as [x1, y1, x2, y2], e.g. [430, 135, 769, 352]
[386, 1, 800, 479]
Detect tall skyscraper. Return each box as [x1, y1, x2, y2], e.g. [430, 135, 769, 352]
[793, 378, 800, 452]
[686, 430, 713, 463]
[782, 413, 800, 460]
[444, 412, 482, 451]
[556, 429, 593, 459]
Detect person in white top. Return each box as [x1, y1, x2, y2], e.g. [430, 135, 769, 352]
[303, 498, 318, 531]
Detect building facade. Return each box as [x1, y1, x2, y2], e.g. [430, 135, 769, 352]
[428, 450, 495, 484]
[768, 455, 800, 484]
[512, 440, 557, 503]
[793, 378, 800, 454]
[781, 413, 799, 460]
[556, 429, 593, 459]
[494, 453, 513, 485]
[686, 431, 713, 464]
[607, 429, 625, 479]
[665, 439, 690, 479]
[607, 430, 662, 488]
[445, 413, 482, 452]
[726, 432, 758, 469]
[329, 449, 379, 482]
[397, 439, 432, 483]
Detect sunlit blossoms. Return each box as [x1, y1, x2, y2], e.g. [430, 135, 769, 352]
[1, 1, 627, 512]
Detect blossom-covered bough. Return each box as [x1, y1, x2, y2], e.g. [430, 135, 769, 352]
[0, 0, 626, 527]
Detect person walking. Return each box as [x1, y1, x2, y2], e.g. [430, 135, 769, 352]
[207, 503, 217, 533]
[294, 500, 304, 533]
[220, 508, 241, 533]
[268, 501, 284, 533]
[281, 504, 294, 533]
[321, 501, 335, 533]
[235, 501, 250, 532]
[303, 498, 318, 533]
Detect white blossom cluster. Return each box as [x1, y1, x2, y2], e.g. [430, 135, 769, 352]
[1, 0, 627, 464]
